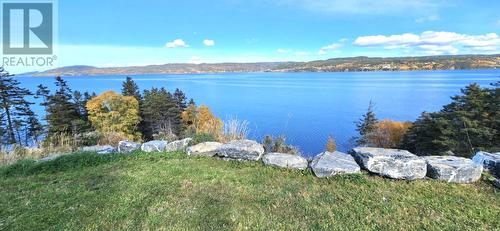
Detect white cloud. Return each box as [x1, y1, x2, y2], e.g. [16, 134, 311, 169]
[277, 48, 290, 53]
[353, 31, 500, 54]
[203, 39, 215, 46]
[166, 39, 188, 48]
[318, 43, 342, 55]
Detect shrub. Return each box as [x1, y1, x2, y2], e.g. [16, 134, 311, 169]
[220, 118, 249, 143]
[367, 119, 412, 148]
[262, 135, 300, 155]
[182, 105, 223, 141]
[189, 133, 217, 145]
[325, 135, 336, 152]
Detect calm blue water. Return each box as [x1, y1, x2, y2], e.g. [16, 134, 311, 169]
[16, 70, 500, 156]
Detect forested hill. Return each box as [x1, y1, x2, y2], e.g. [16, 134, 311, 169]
[27, 54, 499, 76]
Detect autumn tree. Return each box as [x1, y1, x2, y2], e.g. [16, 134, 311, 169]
[326, 135, 336, 152]
[86, 91, 141, 141]
[181, 104, 222, 139]
[368, 119, 412, 148]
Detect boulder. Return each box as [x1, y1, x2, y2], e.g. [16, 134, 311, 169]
[165, 138, 193, 152]
[472, 151, 500, 177]
[80, 145, 116, 155]
[141, 140, 168, 152]
[262, 153, 308, 170]
[424, 156, 483, 183]
[118, 140, 141, 153]
[310, 151, 361, 177]
[351, 147, 426, 180]
[187, 142, 223, 157]
[493, 178, 500, 189]
[216, 139, 265, 161]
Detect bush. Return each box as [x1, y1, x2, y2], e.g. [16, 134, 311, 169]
[367, 119, 412, 148]
[220, 118, 249, 143]
[325, 135, 336, 152]
[189, 133, 216, 145]
[262, 135, 300, 155]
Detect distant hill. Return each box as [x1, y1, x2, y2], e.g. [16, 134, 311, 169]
[27, 54, 499, 76]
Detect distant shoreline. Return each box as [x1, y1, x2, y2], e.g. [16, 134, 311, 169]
[19, 54, 500, 77]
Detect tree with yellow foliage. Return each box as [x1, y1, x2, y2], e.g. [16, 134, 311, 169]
[325, 135, 336, 152]
[368, 119, 412, 148]
[181, 104, 222, 139]
[86, 91, 141, 141]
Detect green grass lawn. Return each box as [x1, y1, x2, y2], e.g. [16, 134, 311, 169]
[1, 152, 499, 230]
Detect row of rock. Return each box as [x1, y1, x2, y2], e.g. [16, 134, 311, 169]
[80, 138, 500, 185]
[79, 138, 193, 155]
[186, 140, 497, 184]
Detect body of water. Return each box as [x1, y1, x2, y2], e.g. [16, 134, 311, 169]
[17, 70, 499, 156]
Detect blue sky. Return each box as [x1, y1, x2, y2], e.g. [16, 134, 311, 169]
[14, 0, 500, 72]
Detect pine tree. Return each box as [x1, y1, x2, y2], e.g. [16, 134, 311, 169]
[0, 67, 33, 144]
[45, 76, 84, 136]
[355, 100, 378, 146]
[18, 101, 43, 145]
[401, 83, 499, 157]
[141, 88, 181, 140]
[173, 88, 188, 110]
[121, 76, 142, 101]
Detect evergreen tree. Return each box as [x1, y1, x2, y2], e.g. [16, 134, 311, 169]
[18, 101, 43, 145]
[355, 100, 378, 145]
[141, 88, 181, 140]
[402, 83, 499, 157]
[121, 76, 142, 101]
[0, 68, 33, 144]
[173, 88, 188, 110]
[45, 76, 84, 136]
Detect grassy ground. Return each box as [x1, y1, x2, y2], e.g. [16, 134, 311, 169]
[0, 152, 499, 230]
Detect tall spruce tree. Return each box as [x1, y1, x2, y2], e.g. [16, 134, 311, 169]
[141, 87, 181, 140]
[45, 76, 84, 136]
[18, 101, 43, 145]
[173, 88, 187, 110]
[355, 100, 378, 145]
[0, 68, 33, 145]
[122, 76, 142, 101]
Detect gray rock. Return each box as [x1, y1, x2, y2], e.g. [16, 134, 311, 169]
[351, 147, 426, 180]
[262, 153, 308, 170]
[187, 142, 223, 157]
[118, 140, 141, 153]
[472, 151, 500, 177]
[80, 145, 116, 155]
[38, 154, 63, 162]
[141, 140, 168, 152]
[216, 139, 265, 161]
[493, 178, 500, 189]
[310, 151, 361, 177]
[424, 156, 483, 183]
[165, 138, 193, 152]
